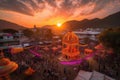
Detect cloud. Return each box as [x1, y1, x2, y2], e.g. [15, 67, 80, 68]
[0, 0, 34, 16]
[0, 0, 120, 19]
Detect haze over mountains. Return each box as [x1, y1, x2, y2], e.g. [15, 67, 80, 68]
[62, 11, 120, 30]
[0, 11, 120, 31]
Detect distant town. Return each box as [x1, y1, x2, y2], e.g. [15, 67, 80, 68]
[0, 1, 120, 80]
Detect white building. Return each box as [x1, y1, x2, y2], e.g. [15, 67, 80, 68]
[73, 28, 102, 41]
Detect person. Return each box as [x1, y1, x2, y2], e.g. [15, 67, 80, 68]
[0, 49, 4, 58]
[64, 68, 67, 74]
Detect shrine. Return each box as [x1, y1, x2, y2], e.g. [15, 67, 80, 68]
[62, 31, 80, 60]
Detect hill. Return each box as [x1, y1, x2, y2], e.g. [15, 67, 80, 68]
[61, 11, 120, 30]
[0, 19, 27, 31]
[1, 11, 120, 31]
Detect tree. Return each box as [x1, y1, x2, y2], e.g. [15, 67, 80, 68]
[22, 29, 34, 38]
[98, 28, 120, 76]
[33, 29, 41, 41]
[2, 29, 18, 34]
[98, 28, 120, 55]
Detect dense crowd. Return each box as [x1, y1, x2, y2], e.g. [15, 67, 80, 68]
[2, 41, 120, 80]
[9, 46, 80, 80]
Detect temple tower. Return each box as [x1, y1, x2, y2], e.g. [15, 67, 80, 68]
[62, 31, 80, 59]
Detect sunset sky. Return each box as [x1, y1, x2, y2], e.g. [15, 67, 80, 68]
[0, 0, 120, 28]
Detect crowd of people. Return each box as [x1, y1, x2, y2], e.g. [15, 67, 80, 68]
[2, 41, 119, 80]
[8, 43, 95, 80]
[9, 45, 80, 80]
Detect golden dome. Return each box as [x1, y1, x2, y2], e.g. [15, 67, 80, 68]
[0, 58, 18, 77]
[62, 32, 79, 44]
[0, 58, 10, 66]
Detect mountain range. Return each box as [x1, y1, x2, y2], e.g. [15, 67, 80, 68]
[0, 11, 120, 31]
[0, 19, 26, 31]
[61, 11, 120, 30]
[43, 11, 120, 30]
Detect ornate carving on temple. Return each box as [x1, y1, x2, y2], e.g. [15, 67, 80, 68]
[62, 31, 80, 60]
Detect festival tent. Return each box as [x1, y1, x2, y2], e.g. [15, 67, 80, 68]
[90, 71, 105, 80]
[91, 71, 115, 80]
[95, 43, 105, 52]
[74, 70, 115, 80]
[11, 47, 24, 54]
[74, 70, 92, 80]
[84, 49, 93, 56]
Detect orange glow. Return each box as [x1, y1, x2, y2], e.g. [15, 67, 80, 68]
[0, 10, 82, 28]
[62, 32, 80, 58]
[57, 22, 62, 27]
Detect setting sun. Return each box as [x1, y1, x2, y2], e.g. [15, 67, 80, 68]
[57, 23, 62, 27]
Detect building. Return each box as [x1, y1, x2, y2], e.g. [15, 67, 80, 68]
[73, 28, 102, 41]
[0, 33, 20, 49]
[62, 31, 80, 60]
